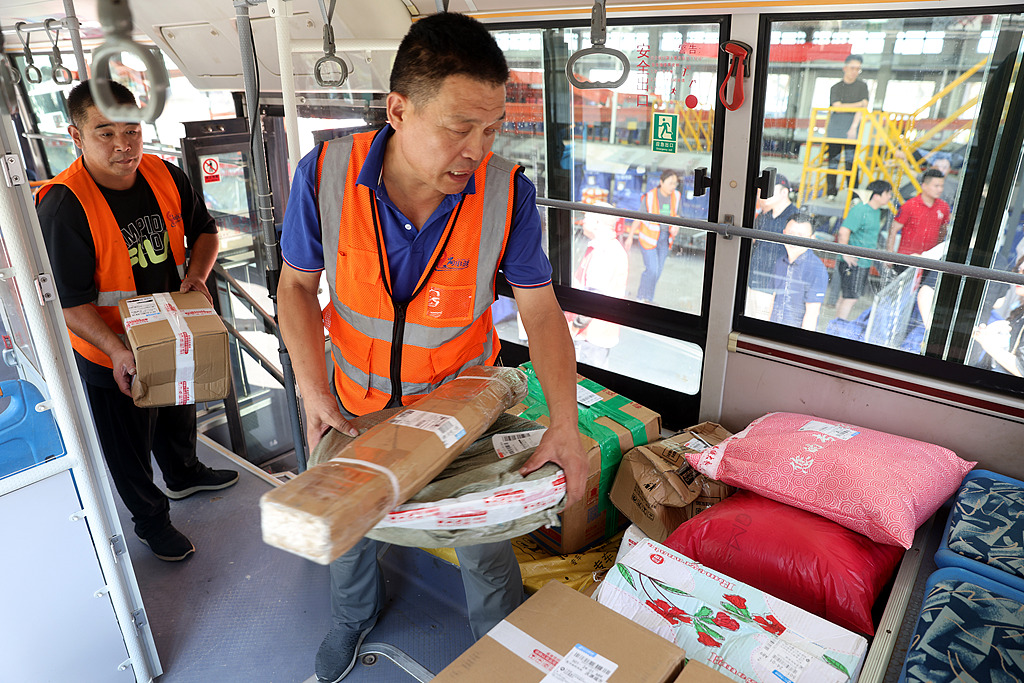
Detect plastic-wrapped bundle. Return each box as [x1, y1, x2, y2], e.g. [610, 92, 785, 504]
[309, 412, 564, 549]
[260, 365, 528, 564]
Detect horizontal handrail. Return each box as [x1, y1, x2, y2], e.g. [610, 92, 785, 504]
[213, 262, 278, 334]
[537, 197, 1024, 288]
[222, 318, 285, 386]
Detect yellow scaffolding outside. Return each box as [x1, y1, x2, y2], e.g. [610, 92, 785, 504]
[798, 55, 989, 217]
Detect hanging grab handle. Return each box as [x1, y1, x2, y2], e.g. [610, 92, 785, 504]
[44, 19, 74, 85]
[15, 23, 43, 85]
[565, 0, 629, 90]
[718, 40, 751, 112]
[90, 0, 168, 123]
[314, 0, 349, 88]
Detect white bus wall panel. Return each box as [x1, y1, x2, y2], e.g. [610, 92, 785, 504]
[720, 352, 1024, 482]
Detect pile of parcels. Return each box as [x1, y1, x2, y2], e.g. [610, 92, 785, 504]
[261, 363, 977, 683]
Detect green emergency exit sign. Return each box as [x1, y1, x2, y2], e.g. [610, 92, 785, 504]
[652, 113, 678, 153]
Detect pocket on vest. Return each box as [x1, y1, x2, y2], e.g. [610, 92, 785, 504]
[421, 283, 474, 324]
[339, 247, 381, 286]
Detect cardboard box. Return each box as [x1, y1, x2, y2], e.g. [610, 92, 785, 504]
[673, 662, 735, 683]
[507, 363, 661, 553]
[260, 366, 529, 564]
[118, 291, 230, 408]
[596, 539, 867, 683]
[610, 423, 734, 541]
[434, 580, 685, 683]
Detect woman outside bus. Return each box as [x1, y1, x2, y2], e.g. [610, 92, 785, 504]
[972, 254, 1024, 377]
[626, 169, 681, 303]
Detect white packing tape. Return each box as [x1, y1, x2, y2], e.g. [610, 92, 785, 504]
[327, 456, 402, 512]
[152, 293, 195, 405]
[487, 620, 563, 674]
[375, 470, 566, 530]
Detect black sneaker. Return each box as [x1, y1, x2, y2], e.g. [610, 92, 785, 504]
[166, 468, 239, 500]
[315, 618, 377, 682]
[139, 526, 195, 561]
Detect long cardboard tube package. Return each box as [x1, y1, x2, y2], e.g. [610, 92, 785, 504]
[260, 365, 529, 564]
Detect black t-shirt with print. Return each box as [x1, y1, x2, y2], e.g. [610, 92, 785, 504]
[37, 159, 217, 386]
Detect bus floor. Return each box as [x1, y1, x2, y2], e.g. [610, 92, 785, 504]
[112, 438, 476, 682]
[111, 437, 947, 683]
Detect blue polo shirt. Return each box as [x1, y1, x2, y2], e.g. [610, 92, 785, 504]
[770, 249, 828, 327]
[281, 125, 552, 302]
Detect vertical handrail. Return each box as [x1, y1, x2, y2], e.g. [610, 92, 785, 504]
[233, 0, 308, 473]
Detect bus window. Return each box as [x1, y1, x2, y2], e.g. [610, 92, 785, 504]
[746, 11, 1023, 378]
[490, 294, 703, 395]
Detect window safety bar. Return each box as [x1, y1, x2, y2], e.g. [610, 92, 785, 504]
[537, 197, 1024, 289]
[565, 0, 629, 90]
[90, 0, 168, 123]
[15, 23, 43, 85]
[314, 0, 349, 88]
[44, 19, 74, 85]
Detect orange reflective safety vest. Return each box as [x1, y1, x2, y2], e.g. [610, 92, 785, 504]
[316, 131, 518, 415]
[636, 187, 681, 249]
[36, 155, 186, 368]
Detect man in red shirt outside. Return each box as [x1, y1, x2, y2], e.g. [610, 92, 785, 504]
[886, 168, 950, 256]
[886, 168, 951, 330]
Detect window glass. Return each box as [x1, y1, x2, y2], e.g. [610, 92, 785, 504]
[491, 295, 703, 394]
[750, 12, 1024, 376]
[564, 23, 719, 314]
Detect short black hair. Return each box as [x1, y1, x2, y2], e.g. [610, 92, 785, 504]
[921, 168, 945, 184]
[390, 13, 509, 105]
[659, 168, 678, 184]
[789, 211, 815, 229]
[845, 54, 863, 65]
[67, 79, 136, 128]
[866, 179, 891, 199]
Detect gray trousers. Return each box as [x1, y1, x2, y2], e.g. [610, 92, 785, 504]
[329, 536, 524, 640]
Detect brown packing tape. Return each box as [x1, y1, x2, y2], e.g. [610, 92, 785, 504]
[259, 366, 528, 564]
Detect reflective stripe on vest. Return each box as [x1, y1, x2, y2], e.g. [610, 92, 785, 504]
[37, 155, 186, 368]
[637, 188, 680, 249]
[317, 131, 517, 415]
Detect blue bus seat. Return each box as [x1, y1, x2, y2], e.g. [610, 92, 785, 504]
[0, 379, 65, 479]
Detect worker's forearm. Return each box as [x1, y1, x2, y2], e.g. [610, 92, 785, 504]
[186, 232, 219, 281]
[62, 303, 127, 360]
[527, 309, 579, 432]
[278, 283, 332, 400]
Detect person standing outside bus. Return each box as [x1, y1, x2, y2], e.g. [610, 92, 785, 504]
[277, 14, 587, 683]
[826, 55, 869, 200]
[626, 169, 681, 303]
[835, 180, 892, 320]
[36, 81, 237, 562]
[771, 213, 829, 331]
[747, 174, 798, 319]
[886, 169, 950, 329]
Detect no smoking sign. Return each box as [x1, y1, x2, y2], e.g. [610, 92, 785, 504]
[202, 157, 220, 183]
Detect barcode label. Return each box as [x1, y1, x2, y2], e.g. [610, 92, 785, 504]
[576, 385, 603, 407]
[389, 410, 466, 448]
[125, 296, 160, 316]
[683, 436, 711, 451]
[541, 644, 618, 683]
[492, 428, 547, 458]
[799, 420, 859, 441]
[755, 639, 813, 683]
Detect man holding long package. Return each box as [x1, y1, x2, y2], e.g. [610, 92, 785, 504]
[37, 81, 238, 562]
[278, 13, 588, 683]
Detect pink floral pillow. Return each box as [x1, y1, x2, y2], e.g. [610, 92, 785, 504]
[685, 412, 975, 547]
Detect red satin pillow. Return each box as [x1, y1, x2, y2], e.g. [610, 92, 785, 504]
[663, 489, 905, 635]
